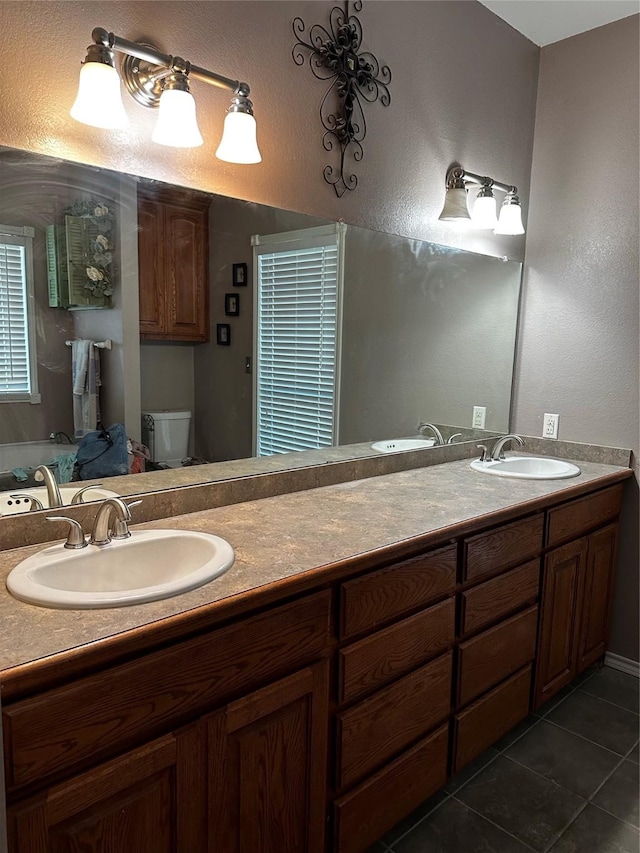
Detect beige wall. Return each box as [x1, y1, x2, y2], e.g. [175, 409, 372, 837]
[0, 2, 635, 657]
[140, 343, 195, 456]
[513, 17, 639, 661]
[196, 196, 328, 461]
[0, 1, 537, 258]
[340, 229, 521, 442]
[0, 155, 74, 443]
[73, 174, 139, 434]
[0, 156, 129, 444]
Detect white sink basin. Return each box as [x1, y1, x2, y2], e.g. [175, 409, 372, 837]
[0, 485, 119, 516]
[6, 529, 234, 609]
[372, 438, 436, 453]
[470, 455, 581, 480]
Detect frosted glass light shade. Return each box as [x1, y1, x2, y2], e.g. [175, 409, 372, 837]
[471, 194, 498, 229]
[215, 111, 262, 164]
[494, 198, 525, 235]
[151, 89, 204, 147]
[70, 62, 128, 129]
[438, 188, 471, 222]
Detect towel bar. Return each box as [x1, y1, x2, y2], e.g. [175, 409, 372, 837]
[65, 339, 112, 350]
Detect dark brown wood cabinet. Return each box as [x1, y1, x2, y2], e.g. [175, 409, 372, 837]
[7, 724, 206, 852]
[4, 592, 332, 853]
[207, 663, 329, 853]
[137, 186, 209, 342]
[535, 489, 621, 708]
[576, 523, 618, 671]
[2, 478, 627, 853]
[535, 538, 586, 705]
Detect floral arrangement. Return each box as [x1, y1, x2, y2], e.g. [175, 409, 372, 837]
[65, 199, 116, 298]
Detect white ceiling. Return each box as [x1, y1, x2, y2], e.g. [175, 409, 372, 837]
[478, 0, 640, 46]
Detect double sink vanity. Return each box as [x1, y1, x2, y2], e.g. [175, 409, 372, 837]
[0, 437, 632, 852]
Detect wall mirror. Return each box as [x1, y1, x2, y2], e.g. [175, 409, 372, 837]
[0, 145, 522, 517]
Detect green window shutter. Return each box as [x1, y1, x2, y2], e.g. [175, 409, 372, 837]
[65, 215, 109, 309]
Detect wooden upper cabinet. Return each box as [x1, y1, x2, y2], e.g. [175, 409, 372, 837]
[137, 186, 209, 342]
[7, 724, 206, 853]
[137, 195, 165, 336]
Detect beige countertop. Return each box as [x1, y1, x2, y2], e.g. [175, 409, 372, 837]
[0, 456, 631, 684]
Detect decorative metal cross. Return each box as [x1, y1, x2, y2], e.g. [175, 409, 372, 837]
[292, 0, 392, 197]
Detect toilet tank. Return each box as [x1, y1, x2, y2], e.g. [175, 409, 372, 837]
[142, 410, 191, 467]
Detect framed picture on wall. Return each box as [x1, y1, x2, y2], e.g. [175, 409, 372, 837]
[216, 323, 231, 346]
[232, 262, 248, 286]
[225, 293, 240, 316]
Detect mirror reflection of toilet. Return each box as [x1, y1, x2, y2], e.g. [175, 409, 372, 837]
[142, 411, 191, 468]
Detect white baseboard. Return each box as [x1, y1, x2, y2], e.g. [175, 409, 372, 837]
[604, 652, 640, 678]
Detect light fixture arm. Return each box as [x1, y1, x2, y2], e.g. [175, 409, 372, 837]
[90, 27, 250, 98]
[445, 165, 517, 196]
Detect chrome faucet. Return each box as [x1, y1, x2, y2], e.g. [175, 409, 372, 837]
[10, 493, 44, 512]
[90, 497, 132, 546]
[34, 465, 63, 508]
[490, 434, 525, 461]
[417, 422, 445, 446]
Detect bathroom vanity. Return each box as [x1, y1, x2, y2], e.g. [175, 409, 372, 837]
[0, 457, 631, 852]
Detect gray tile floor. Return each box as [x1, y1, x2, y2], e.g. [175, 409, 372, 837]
[371, 665, 639, 853]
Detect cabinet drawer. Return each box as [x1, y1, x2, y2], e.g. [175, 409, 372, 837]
[337, 651, 452, 789]
[339, 598, 455, 705]
[457, 606, 538, 707]
[453, 666, 531, 775]
[4, 590, 332, 789]
[464, 515, 543, 584]
[461, 559, 540, 637]
[340, 544, 456, 638]
[334, 723, 448, 853]
[547, 484, 623, 547]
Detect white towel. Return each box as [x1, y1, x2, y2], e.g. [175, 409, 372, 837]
[71, 340, 101, 438]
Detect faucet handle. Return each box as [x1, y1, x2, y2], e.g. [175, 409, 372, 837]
[47, 516, 87, 549]
[112, 499, 142, 540]
[476, 445, 489, 462]
[10, 494, 44, 512]
[70, 484, 104, 505]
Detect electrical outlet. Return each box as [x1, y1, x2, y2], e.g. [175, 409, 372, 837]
[543, 413, 559, 439]
[472, 406, 486, 429]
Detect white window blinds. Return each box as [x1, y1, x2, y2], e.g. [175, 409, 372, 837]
[254, 226, 343, 457]
[0, 225, 38, 402]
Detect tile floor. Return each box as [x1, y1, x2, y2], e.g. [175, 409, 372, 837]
[371, 665, 639, 853]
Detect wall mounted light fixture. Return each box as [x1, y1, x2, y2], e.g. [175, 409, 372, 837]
[438, 166, 525, 235]
[70, 28, 261, 163]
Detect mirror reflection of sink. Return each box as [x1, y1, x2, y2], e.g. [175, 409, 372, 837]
[470, 456, 581, 480]
[6, 529, 234, 609]
[0, 485, 119, 516]
[372, 438, 436, 453]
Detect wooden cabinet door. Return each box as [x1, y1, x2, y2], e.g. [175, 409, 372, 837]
[534, 539, 587, 707]
[7, 723, 206, 852]
[207, 661, 329, 853]
[164, 203, 208, 342]
[137, 195, 166, 337]
[576, 523, 618, 672]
